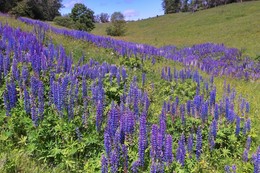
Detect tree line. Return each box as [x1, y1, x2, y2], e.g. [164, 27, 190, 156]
[162, 0, 254, 14]
[0, 0, 62, 20]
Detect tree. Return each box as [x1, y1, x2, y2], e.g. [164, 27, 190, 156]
[0, 0, 18, 13]
[94, 14, 100, 23]
[106, 12, 126, 36]
[8, 0, 62, 20]
[162, 0, 181, 14]
[100, 13, 109, 23]
[70, 3, 95, 32]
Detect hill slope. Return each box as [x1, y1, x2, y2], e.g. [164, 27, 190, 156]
[92, 1, 260, 57]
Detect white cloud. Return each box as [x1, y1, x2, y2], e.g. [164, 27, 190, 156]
[64, 0, 83, 8]
[123, 9, 139, 19]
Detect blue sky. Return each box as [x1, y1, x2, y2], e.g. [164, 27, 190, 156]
[61, 0, 164, 21]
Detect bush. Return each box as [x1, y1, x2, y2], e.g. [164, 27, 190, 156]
[106, 12, 126, 36]
[53, 16, 75, 29]
[106, 21, 126, 36]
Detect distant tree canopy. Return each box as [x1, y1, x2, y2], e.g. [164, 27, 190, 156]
[100, 13, 109, 23]
[162, 0, 253, 14]
[0, 0, 62, 20]
[70, 3, 95, 32]
[106, 12, 126, 36]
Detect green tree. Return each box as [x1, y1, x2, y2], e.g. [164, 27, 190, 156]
[9, 0, 62, 20]
[162, 0, 181, 14]
[100, 13, 109, 23]
[70, 3, 95, 32]
[106, 12, 126, 36]
[0, 0, 18, 13]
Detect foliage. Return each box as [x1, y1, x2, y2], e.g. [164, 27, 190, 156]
[106, 12, 126, 36]
[70, 3, 95, 32]
[161, 0, 253, 14]
[100, 13, 110, 23]
[7, 0, 62, 20]
[53, 16, 75, 29]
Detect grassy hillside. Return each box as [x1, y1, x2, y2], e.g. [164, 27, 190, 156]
[92, 1, 260, 57]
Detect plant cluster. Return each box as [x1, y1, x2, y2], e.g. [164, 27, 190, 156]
[19, 17, 260, 80]
[0, 15, 259, 173]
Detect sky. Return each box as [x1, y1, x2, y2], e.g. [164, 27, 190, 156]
[61, 0, 164, 21]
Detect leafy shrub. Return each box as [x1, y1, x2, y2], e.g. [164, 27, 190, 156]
[53, 16, 75, 29]
[106, 21, 126, 36]
[106, 12, 126, 36]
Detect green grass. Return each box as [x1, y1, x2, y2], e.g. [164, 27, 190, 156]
[92, 1, 260, 57]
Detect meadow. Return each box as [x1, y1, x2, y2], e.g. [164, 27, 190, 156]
[92, 1, 260, 58]
[0, 2, 260, 173]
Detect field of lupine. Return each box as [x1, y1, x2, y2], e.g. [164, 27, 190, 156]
[0, 14, 260, 173]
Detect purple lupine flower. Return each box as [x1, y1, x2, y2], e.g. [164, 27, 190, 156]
[30, 95, 38, 126]
[245, 102, 250, 113]
[131, 160, 140, 173]
[165, 134, 173, 164]
[246, 136, 251, 150]
[96, 100, 103, 132]
[246, 118, 251, 132]
[159, 112, 166, 140]
[180, 104, 186, 125]
[209, 135, 215, 151]
[121, 67, 127, 81]
[11, 58, 19, 80]
[23, 86, 31, 114]
[75, 127, 82, 141]
[3, 91, 11, 116]
[104, 130, 111, 158]
[201, 102, 209, 123]
[224, 165, 230, 173]
[232, 164, 236, 173]
[116, 72, 121, 85]
[82, 77, 87, 98]
[113, 129, 121, 154]
[101, 155, 108, 173]
[144, 93, 150, 113]
[186, 100, 191, 115]
[214, 104, 219, 120]
[7, 81, 17, 109]
[150, 124, 158, 160]
[158, 162, 164, 173]
[209, 89, 216, 106]
[108, 102, 119, 137]
[176, 135, 185, 166]
[156, 132, 164, 161]
[235, 116, 240, 136]
[150, 162, 157, 173]
[38, 80, 44, 119]
[122, 145, 128, 172]
[253, 147, 260, 173]
[139, 115, 147, 166]
[211, 119, 217, 139]
[243, 149, 249, 162]
[225, 97, 230, 120]
[22, 65, 29, 84]
[152, 57, 155, 65]
[123, 109, 135, 134]
[187, 133, 193, 156]
[30, 76, 39, 97]
[196, 127, 202, 160]
[110, 150, 119, 173]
